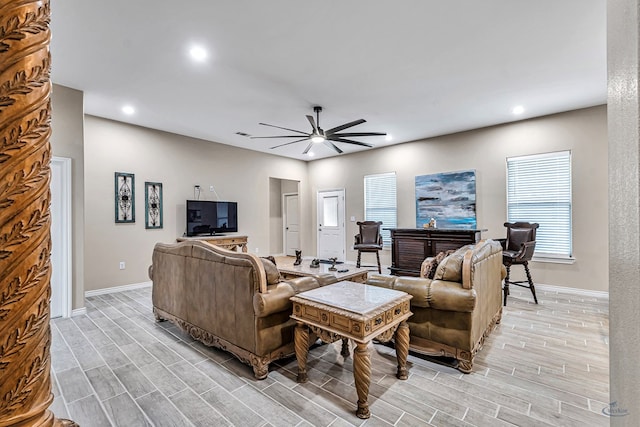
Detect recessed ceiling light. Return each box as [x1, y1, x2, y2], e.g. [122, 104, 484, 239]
[512, 105, 525, 115]
[189, 45, 208, 62]
[385, 134, 393, 142]
[122, 105, 135, 115]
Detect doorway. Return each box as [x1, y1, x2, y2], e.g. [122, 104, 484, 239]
[268, 178, 300, 255]
[317, 189, 345, 261]
[50, 156, 72, 318]
[283, 193, 300, 256]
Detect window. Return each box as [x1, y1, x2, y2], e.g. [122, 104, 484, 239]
[364, 172, 397, 247]
[506, 151, 572, 260]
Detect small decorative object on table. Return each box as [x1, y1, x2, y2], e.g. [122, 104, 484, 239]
[293, 250, 302, 266]
[310, 259, 320, 268]
[422, 217, 437, 229]
[328, 257, 338, 271]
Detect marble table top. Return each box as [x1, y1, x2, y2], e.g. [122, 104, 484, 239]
[293, 281, 409, 315]
[277, 259, 371, 278]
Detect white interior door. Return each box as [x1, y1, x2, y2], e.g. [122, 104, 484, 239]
[50, 157, 72, 318]
[317, 189, 345, 261]
[284, 193, 300, 256]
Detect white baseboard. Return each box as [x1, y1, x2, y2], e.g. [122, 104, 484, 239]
[535, 283, 609, 299]
[85, 281, 152, 298]
[71, 307, 87, 317]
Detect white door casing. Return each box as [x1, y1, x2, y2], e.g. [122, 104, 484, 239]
[283, 193, 300, 256]
[317, 189, 345, 261]
[50, 156, 72, 318]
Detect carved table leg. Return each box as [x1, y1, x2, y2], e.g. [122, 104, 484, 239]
[353, 341, 371, 419]
[340, 338, 350, 358]
[395, 321, 410, 380]
[294, 322, 309, 383]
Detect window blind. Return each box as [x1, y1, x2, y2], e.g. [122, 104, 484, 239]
[364, 172, 397, 247]
[506, 151, 572, 258]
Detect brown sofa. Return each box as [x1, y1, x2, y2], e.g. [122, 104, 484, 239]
[149, 240, 337, 379]
[366, 239, 504, 373]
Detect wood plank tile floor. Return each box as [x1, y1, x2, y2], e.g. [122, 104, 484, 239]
[50, 285, 610, 426]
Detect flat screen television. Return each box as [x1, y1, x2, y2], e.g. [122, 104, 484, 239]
[186, 200, 238, 236]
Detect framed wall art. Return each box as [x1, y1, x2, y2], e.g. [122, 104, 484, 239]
[415, 169, 477, 229]
[144, 181, 163, 229]
[115, 172, 135, 223]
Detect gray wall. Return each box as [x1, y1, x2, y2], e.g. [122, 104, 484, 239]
[51, 84, 85, 309]
[83, 115, 309, 291]
[54, 88, 607, 295]
[308, 105, 608, 291]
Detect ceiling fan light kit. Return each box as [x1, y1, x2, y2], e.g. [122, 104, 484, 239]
[251, 106, 386, 154]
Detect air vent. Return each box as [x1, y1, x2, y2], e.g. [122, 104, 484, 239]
[235, 132, 251, 137]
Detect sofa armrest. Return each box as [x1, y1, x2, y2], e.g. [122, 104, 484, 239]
[286, 276, 322, 293]
[366, 273, 396, 289]
[253, 276, 325, 318]
[253, 282, 296, 317]
[313, 274, 340, 287]
[367, 274, 432, 308]
[393, 276, 432, 308]
[148, 265, 153, 280]
[429, 280, 476, 312]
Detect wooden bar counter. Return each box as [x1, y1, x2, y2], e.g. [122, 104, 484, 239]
[387, 228, 485, 276]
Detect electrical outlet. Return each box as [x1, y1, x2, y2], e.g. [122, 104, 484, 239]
[210, 185, 215, 192]
[255, 248, 259, 253]
[119, 261, 125, 270]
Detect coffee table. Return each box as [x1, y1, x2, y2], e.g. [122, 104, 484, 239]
[277, 258, 369, 283]
[290, 281, 412, 419]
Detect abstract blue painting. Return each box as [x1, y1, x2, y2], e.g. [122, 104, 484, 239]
[415, 170, 477, 229]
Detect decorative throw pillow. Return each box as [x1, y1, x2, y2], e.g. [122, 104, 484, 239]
[434, 245, 473, 282]
[422, 250, 455, 279]
[262, 255, 277, 266]
[260, 257, 281, 285]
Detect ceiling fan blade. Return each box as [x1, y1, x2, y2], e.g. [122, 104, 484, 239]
[325, 119, 366, 134]
[329, 137, 374, 148]
[259, 122, 308, 135]
[302, 142, 314, 154]
[331, 132, 386, 137]
[270, 137, 309, 149]
[250, 135, 310, 139]
[323, 140, 343, 154]
[306, 115, 318, 133]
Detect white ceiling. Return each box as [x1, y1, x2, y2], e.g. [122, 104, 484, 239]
[50, 0, 606, 161]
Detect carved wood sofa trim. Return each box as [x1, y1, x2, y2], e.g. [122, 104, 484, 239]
[406, 308, 502, 373]
[153, 307, 295, 379]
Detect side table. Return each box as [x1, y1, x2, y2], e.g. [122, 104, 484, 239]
[290, 281, 412, 419]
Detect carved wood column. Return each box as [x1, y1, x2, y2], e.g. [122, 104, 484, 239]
[1, 1, 76, 426]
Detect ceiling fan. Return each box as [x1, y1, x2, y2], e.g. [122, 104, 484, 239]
[251, 106, 386, 154]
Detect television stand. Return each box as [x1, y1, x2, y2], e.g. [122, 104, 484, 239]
[176, 235, 248, 252]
